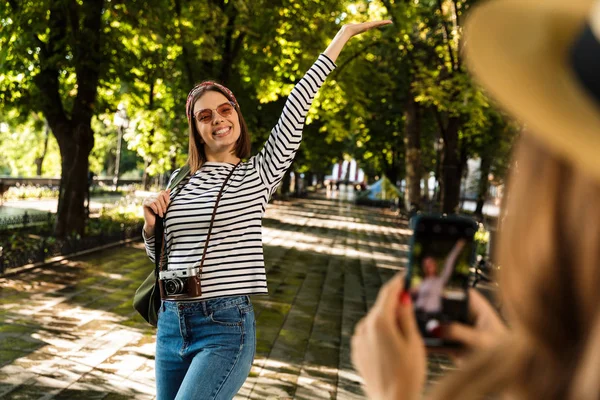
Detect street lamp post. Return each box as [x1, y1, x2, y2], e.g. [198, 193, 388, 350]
[113, 103, 129, 190]
[432, 137, 444, 209]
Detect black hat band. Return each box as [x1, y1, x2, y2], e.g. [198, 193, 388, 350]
[570, 23, 600, 105]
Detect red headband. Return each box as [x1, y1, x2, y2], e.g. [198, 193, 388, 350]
[186, 81, 239, 123]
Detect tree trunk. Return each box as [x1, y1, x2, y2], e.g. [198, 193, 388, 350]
[441, 117, 462, 214]
[55, 128, 93, 236]
[404, 94, 422, 211]
[294, 170, 302, 195]
[317, 173, 325, 186]
[219, 4, 245, 85]
[475, 154, 492, 220]
[305, 172, 314, 188]
[174, 0, 195, 88]
[33, 0, 104, 237]
[34, 117, 50, 176]
[422, 172, 430, 202]
[281, 168, 292, 195]
[142, 158, 151, 190]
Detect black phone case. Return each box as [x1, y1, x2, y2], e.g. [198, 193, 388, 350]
[406, 214, 478, 347]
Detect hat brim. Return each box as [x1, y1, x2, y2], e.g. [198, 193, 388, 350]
[465, 0, 600, 180]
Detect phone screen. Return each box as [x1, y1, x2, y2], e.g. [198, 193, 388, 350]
[407, 215, 477, 346]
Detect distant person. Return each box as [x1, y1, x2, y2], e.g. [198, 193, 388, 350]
[350, 0, 600, 399]
[141, 20, 392, 400]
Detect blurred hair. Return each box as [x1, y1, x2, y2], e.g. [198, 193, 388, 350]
[187, 85, 251, 173]
[431, 134, 600, 399]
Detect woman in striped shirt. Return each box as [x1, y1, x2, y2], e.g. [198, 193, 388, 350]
[142, 20, 391, 400]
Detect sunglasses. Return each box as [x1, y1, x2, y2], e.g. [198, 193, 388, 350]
[194, 101, 236, 124]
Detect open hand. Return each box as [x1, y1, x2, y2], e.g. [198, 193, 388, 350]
[324, 20, 393, 62]
[341, 20, 393, 38]
[351, 273, 425, 400]
[440, 289, 507, 365]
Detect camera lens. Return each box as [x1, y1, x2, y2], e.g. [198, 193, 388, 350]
[165, 278, 184, 295]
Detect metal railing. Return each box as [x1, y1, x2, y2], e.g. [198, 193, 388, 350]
[0, 221, 143, 275]
[0, 177, 142, 187]
[0, 212, 55, 231]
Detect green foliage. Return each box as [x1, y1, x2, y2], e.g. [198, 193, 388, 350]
[0, 111, 61, 176]
[100, 200, 144, 223]
[3, 185, 58, 200]
[1, 0, 517, 202]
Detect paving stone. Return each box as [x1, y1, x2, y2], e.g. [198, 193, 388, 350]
[0, 384, 49, 400]
[0, 193, 463, 400]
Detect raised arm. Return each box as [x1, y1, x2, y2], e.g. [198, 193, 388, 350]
[253, 20, 392, 194]
[440, 239, 467, 285]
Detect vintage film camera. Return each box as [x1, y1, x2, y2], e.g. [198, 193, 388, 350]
[159, 266, 202, 299]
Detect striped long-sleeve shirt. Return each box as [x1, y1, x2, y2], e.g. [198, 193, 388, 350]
[143, 54, 336, 300]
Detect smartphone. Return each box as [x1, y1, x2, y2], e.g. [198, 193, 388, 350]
[405, 214, 478, 347]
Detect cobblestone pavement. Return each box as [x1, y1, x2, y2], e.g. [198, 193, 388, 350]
[0, 194, 457, 399]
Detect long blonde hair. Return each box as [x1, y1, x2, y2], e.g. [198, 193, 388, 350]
[432, 134, 600, 399]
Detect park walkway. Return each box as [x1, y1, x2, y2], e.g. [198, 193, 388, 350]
[0, 194, 454, 399]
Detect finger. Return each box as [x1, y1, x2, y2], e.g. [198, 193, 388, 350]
[162, 189, 171, 200]
[441, 322, 483, 349]
[150, 198, 163, 217]
[468, 289, 495, 322]
[426, 346, 466, 367]
[469, 289, 491, 310]
[373, 272, 405, 316]
[163, 190, 171, 207]
[157, 192, 169, 214]
[350, 333, 366, 373]
[396, 289, 420, 341]
[353, 317, 366, 337]
[150, 203, 159, 216]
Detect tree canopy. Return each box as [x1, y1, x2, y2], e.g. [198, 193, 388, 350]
[0, 0, 518, 235]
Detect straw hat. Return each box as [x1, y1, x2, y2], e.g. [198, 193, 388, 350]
[464, 0, 600, 180]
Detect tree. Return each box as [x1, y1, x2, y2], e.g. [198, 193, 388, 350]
[469, 109, 519, 219]
[0, 111, 61, 176]
[3, 0, 109, 236]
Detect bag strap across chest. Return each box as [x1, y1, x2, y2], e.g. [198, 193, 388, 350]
[155, 162, 240, 277]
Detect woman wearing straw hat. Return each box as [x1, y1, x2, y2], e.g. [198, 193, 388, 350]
[351, 0, 600, 399]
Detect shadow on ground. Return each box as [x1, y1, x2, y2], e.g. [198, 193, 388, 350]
[0, 194, 459, 400]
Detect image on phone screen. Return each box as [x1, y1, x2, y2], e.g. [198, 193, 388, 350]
[407, 216, 477, 346]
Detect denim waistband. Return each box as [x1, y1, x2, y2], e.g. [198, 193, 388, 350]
[163, 295, 251, 316]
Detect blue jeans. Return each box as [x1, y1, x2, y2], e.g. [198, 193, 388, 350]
[155, 296, 256, 400]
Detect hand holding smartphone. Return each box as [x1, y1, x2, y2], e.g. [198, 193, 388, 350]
[405, 214, 478, 347]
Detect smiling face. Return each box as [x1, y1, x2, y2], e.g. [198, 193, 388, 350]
[422, 257, 439, 278]
[193, 90, 241, 162]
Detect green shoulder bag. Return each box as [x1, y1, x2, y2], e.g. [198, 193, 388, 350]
[133, 165, 190, 327]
